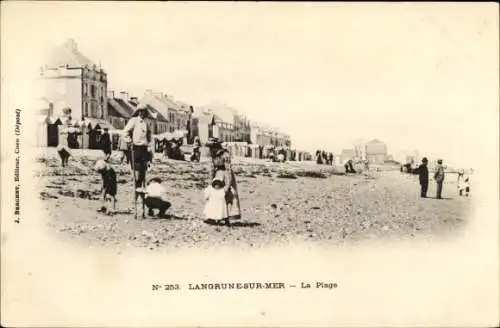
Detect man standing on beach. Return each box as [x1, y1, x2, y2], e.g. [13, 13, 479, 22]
[434, 159, 445, 199]
[123, 106, 152, 206]
[412, 157, 429, 198]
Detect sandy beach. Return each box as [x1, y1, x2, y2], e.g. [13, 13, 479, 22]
[34, 149, 473, 251]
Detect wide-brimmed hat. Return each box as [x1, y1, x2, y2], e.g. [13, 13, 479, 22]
[437, 159, 443, 164]
[422, 157, 428, 162]
[94, 160, 107, 171]
[212, 178, 225, 188]
[132, 104, 157, 119]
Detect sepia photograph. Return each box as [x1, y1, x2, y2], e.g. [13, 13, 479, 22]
[1, 2, 499, 327]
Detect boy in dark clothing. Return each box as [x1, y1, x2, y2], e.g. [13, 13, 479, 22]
[94, 160, 117, 214]
[100, 128, 112, 161]
[412, 157, 429, 198]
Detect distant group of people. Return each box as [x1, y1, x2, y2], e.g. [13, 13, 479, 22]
[411, 157, 444, 199]
[409, 157, 472, 199]
[315, 150, 334, 165]
[268, 147, 288, 163]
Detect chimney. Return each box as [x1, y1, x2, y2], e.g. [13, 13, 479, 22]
[64, 38, 78, 52]
[119, 91, 129, 100]
[107, 90, 115, 99]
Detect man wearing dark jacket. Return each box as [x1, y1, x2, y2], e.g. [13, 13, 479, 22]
[412, 157, 429, 198]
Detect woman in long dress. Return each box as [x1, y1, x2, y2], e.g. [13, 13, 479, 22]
[208, 140, 241, 219]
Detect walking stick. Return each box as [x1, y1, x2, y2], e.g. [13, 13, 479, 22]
[130, 144, 138, 219]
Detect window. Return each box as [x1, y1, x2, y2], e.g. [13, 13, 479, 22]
[84, 102, 89, 117]
[90, 85, 96, 98]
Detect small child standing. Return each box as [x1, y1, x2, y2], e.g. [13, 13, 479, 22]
[204, 177, 229, 225]
[457, 169, 471, 197]
[94, 160, 117, 214]
[143, 177, 171, 218]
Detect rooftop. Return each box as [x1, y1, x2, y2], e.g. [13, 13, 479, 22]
[44, 39, 98, 69]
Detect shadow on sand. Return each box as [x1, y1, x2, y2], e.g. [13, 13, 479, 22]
[145, 214, 189, 221]
[203, 218, 261, 228]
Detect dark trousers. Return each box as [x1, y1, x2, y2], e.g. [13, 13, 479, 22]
[420, 181, 428, 197]
[145, 197, 171, 216]
[436, 181, 443, 199]
[131, 145, 148, 191]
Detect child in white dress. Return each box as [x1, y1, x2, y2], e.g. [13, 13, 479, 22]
[204, 177, 229, 224]
[457, 169, 471, 197]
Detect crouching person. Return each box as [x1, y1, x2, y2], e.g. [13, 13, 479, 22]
[94, 160, 117, 214]
[144, 177, 171, 218]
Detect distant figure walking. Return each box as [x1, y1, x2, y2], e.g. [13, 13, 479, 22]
[316, 151, 323, 164]
[434, 159, 445, 199]
[412, 157, 429, 198]
[100, 127, 112, 161]
[328, 153, 334, 166]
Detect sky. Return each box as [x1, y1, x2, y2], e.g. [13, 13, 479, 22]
[2, 2, 498, 168]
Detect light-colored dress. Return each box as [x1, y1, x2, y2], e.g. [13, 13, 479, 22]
[57, 125, 71, 153]
[457, 174, 470, 191]
[203, 187, 228, 220]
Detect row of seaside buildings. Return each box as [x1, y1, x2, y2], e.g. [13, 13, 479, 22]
[338, 139, 395, 165]
[35, 39, 294, 156]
